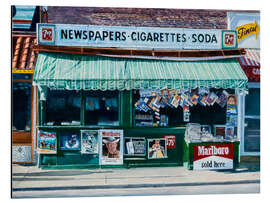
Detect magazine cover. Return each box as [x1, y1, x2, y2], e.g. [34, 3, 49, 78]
[148, 138, 167, 159]
[99, 129, 123, 165]
[37, 130, 57, 154]
[60, 132, 81, 150]
[124, 137, 145, 156]
[81, 130, 99, 154]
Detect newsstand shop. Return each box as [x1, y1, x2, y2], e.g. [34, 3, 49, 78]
[33, 23, 248, 170]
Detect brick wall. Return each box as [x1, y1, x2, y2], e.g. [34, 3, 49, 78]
[47, 7, 234, 29]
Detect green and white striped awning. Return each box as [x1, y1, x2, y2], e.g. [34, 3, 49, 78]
[33, 52, 248, 90]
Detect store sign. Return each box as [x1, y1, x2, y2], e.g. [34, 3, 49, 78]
[37, 23, 237, 50]
[99, 129, 123, 165]
[38, 130, 57, 154]
[163, 135, 176, 149]
[193, 144, 234, 170]
[227, 12, 260, 48]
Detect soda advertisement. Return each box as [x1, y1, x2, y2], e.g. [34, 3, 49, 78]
[38, 130, 57, 154]
[193, 144, 234, 170]
[60, 132, 81, 150]
[99, 130, 123, 165]
[81, 130, 99, 154]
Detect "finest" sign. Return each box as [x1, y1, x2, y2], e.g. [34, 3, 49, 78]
[37, 24, 237, 50]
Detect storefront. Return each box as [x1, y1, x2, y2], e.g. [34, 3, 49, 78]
[33, 24, 247, 169]
[228, 12, 260, 156]
[11, 5, 40, 163]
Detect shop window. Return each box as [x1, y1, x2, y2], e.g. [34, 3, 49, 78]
[244, 88, 260, 152]
[12, 82, 32, 131]
[133, 89, 229, 127]
[45, 90, 81, 126]
[85, 90, 119, 126]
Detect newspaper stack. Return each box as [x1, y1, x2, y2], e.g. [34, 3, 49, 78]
[185, 123, 201, 143]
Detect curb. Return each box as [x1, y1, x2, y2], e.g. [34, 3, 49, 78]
[12, 179, 260, 192]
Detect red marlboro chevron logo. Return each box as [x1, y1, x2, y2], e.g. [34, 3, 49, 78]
[194, 144, 233, 161]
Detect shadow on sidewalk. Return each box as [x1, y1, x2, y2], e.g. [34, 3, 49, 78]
[12, 170, 114, 177]
[216, 162, 260, 174]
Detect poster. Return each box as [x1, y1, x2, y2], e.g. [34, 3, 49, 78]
[193, 144, 234, 170]
[148, 138, 167, 159]
[124, 137, 145, 156]
[81, 130, 98, 154]
[38, 130, 57, 154]
[99, 129, 123, 165]
[60, 132, 81, 150]
[226, 94, 238, 126]
[163, 135, 176, 149]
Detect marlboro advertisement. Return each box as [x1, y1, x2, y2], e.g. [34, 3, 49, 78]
[193, 144, 234, 170]
[81, 130, 99, 154]
[38, 130, 57, 154]
[99, 129, 123, 165]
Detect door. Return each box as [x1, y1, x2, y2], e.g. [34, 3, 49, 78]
[244, 87, 260, 154]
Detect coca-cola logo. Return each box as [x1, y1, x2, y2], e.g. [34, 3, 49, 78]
[42, 28, 53, 41]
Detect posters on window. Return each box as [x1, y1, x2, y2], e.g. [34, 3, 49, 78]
[148, 138, 167, 159]
[226, 94, 238, 127]
[60, 132, 81, 150]
[38, 130, 57, 154]
[124, 137, 146, 156]
[99, 129, 123, 165]
[81, 130, 99, 154]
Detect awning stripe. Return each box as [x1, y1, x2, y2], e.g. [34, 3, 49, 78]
[33, 52, 248, 90]
[239, 49, 260, 67]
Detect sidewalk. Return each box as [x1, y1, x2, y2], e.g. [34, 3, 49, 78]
[11, 162, 260, 192]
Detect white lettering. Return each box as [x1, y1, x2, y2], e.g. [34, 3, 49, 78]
[198, 146, 229, 156]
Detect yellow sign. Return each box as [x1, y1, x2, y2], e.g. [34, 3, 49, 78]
[12, 69, 34, 74]
[236, 20, 260, 43]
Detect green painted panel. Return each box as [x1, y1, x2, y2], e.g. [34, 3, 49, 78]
[38, 127, 186, 169]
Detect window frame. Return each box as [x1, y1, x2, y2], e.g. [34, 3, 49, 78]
[40, 89, 121, 127]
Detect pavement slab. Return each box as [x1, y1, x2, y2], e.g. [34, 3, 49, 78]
[11, 163, 260, 191]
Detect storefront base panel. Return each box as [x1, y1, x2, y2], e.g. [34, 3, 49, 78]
[37, 127, 186, 169]
[40, 163, 181, 170]
[125, 162, 181, 168]
[183, 141, 240, 170]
